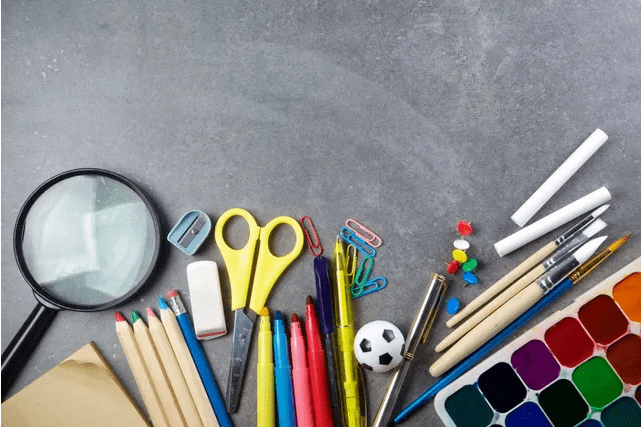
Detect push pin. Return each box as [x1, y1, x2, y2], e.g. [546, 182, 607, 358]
[452, 249, 468, 264]
[453, 239, 470, 251]
[446, 260, 460, 275]
[446, 298, 461, 315]
[456, 220, 473, 236]
[463, 271, 478, 286]
[462, 258, 478, 272]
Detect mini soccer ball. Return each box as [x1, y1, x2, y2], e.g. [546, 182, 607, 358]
[354, 320, 405, 373]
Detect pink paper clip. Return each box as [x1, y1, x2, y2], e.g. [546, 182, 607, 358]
[345, 219, 382, 248]
[300, 215, 323, 256]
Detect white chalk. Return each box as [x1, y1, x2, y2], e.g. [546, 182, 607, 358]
[495, 187, 611, 257]
[186, 261, 227, 340]
[511, 129, 608, 227]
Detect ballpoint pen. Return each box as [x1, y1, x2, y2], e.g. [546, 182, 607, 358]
[305, 296, 333, 427]
[372, 273, 447, 427]
[166, 290, 233, 427]
[430, 236, 606, 377]
[333, 237, 363, 427]
[257, 307, 275, 427]
[291, 313, 315, 427]
[273, 311, 296, 427]
[394, 234, 630, 424]
[314, 255, 343, 427]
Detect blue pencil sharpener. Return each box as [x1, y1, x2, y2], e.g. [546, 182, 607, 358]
[167, 210, 212, 255]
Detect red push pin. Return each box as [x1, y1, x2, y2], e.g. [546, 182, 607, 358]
[446, 260, 460, 274]
[457, 220, 473, 236]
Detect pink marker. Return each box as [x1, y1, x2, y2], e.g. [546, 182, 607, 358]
[290, 313, 315, 427]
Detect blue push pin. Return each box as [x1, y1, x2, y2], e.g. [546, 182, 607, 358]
[446, 298, 461, 315]
[463, 271, 478, 286]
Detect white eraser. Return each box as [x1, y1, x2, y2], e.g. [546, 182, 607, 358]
[511, 129, 609, 227]
[187, 261, 227, 340]
[495, 187, 612, 257]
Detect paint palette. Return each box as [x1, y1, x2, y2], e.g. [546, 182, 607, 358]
[435, 258, 641, 427]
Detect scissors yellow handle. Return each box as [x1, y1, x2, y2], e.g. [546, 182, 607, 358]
[214, 208, 261, 311]
[214, 208, 304, 313]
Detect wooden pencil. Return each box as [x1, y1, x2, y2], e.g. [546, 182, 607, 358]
[158, 298, 220, 427]
[115, 312, 170, 427]
[147, 307, 204, 427]
[132, 310, 188, 427]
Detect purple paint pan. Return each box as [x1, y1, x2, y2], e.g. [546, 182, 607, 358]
[511, 340, 560, 390]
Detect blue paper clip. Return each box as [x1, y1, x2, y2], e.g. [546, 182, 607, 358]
[352, 276, 387, 299]
[339, 227, 376, 258]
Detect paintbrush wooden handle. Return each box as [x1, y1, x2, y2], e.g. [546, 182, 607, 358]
[430, 282, 544, 377]
[446, 241, 556, 328]
[436, 265, 546, 352]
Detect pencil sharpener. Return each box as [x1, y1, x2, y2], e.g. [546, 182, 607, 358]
[167, 210, 212, 255]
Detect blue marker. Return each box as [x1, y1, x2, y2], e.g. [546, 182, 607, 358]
[164, 292, 234, 427]
[273, 310, 296, 427]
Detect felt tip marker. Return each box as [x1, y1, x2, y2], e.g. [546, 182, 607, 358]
[305, 296, 334, 427]
[257, 307, 275, 427]
[291, 313, 315, 427]
[273, 311, 296, 427]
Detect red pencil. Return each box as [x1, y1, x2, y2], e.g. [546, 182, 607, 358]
[305, 296, 334, 427]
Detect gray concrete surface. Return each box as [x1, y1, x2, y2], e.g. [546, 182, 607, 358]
[2, 0, 640, 425]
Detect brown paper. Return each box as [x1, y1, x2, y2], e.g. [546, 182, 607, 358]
[2, 342, 150, 427]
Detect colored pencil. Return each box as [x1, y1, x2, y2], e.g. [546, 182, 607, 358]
[147, 307, 204, 427]
[115, 312, 169, 427]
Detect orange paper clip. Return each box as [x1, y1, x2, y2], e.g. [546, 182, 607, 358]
[346, 219, 382, 248]
[300, 215, 323, 256]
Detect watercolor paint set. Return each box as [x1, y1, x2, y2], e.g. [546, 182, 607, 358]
[434, 258, 641, 427]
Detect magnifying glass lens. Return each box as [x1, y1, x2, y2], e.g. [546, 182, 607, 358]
[20, 174, 157, 306]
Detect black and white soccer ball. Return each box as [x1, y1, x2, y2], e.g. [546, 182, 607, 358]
[353, 320, 405, 373]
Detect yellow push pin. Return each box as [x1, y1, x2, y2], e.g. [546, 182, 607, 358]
[453, 249, 468, 264]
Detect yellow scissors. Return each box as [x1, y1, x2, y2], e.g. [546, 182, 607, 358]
[214, 208, 304, 412]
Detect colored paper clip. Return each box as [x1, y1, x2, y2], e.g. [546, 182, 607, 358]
[300, 215, 323, 256]
[352, 276, 387, 299]
[346, 219, 382, 248]
[345, 244, 358, 285]
[350, 256, 374, 297]
[339, 227, 376, 258]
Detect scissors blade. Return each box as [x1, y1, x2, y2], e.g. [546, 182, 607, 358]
[226, 309, 256, 412]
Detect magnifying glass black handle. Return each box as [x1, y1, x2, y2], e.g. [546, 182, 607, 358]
[1, 302, 58, 400]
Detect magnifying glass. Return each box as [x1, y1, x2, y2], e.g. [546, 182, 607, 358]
[1, 168, 161, 398]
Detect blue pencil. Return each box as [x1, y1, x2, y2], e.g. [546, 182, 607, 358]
[393, 278, 573, 424]
[164, 291, 234, 427]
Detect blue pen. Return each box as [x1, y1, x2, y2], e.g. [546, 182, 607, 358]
[314, 256, 343, 427]
[165, 291, 234, 427]
[394, 231, 627, 425]
[274, 310, 297, 427]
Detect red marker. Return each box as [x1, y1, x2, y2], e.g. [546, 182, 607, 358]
[290, 313, 315, 427]
[305, 296, 334, 427]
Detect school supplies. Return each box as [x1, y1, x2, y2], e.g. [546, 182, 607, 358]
[372, 273, 447, 427]
[3, 169, 161, 397]
[436, 219, 607, 352]
[314, 256, 344, 427]
[448, 205, 609, 328]
[132, 310, 187, 427]
[158, 298, 220, 427]
[345, 218, 383, 247]
[214, 207, 304, 412]
[494, 188, 611, 256]
[305, 296, 334, 427]
[512, 129, 609, 227]
[393, 236, 630, 424]
[115, 312, 169, 427]
[167, 210, 212, 255]
[1, 342, 150, 427]
[147, 307, 203, 427]
[166, 291, 233, 427]
[257, 308, 275, 427]
[433, 256, 640, 427]
[187, 261, 227, 339]
[291, 313, 315, 427]
[430, 237, 606, 377]
[333, 238, 364, 427]
[273, 311, 297, 427]
[301, 215, 324, 256]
